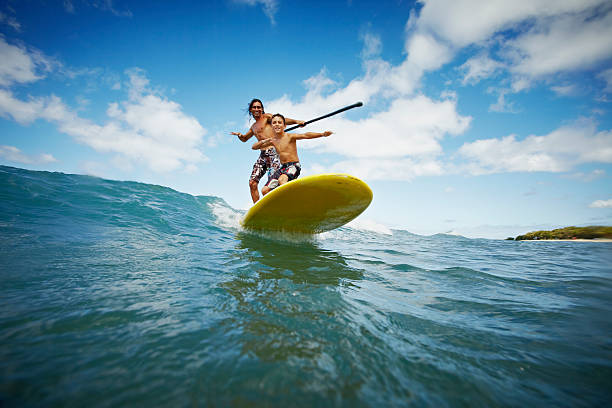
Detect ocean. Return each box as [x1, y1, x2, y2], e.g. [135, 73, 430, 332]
[1, 164, 611, 407]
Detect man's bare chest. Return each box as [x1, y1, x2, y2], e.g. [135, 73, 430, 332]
[251, 121, 272, 140]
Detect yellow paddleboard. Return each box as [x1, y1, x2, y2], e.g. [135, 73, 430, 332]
[242, 173, 373, 234]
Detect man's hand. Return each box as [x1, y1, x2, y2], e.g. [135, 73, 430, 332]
[231, 131, 248, 142]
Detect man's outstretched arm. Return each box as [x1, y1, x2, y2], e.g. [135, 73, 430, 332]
[230, 128, 254, 142]
[284, 117, 305, 127]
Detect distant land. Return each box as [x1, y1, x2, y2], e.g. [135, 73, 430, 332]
[508, 226, 612, 241]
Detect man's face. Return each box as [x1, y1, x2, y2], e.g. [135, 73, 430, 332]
[250, 102, 263, 118]
[271, 116, 285, 134]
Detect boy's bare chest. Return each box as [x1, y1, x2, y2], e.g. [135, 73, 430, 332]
[273, 136, 295, 150]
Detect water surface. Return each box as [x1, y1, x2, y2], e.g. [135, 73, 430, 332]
[1, 165, 611, 407]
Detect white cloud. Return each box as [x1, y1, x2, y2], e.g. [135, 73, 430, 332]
[64, 0, 133, 17]
[460, 53, 504, 85]
[413, 0, 612, 94]
[310, 157, 445, 181]
[487, 88, 519, 113]
[0, 89, 47, 123]
[564, 169, 606, 182]
[301, 68, 337, 99]
[268, 27, 445, 113]
[550, 84, 578, 96]
[63, 0, 76, 13]
[323, 96, 470, 158]
[0, 11, 21, 31]
[0, 145, 57, 164]
[590, 199, 612, 208]
[505, 9, 612, 77]
[257, 1, 612, 185]
[599, 68, 612, 93]
[0, 38, 49, 87]
[253, 5, 478, 182]
[271, 93, 470, 157]
[405, 32, 453, 72]
[206, 130, 226, 148]
[268, 89, 470, 180]
[238, 0, 611, 182]
[416, 0, 605, 48]
[233, 0, 278, 24]
[458, 119, 612, 174]
[0, 69, 208, 173]
[272, 1, 611, 165]
[360, 32, 382, 60]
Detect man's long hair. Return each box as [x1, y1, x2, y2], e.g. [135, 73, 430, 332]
[248, 98, 264, 118]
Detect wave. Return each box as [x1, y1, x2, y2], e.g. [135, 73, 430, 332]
[2, 165, 611, 407]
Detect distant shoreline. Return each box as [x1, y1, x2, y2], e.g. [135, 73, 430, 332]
[519, 238, 612, 242]
[512, 226, 612, 241]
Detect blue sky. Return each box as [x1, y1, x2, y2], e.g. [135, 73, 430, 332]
[1, 0, 611, 238]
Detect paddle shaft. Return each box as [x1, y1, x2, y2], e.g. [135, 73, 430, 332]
[284, 101, 363, 132]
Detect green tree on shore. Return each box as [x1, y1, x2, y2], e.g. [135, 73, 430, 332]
[513, 226, 612, 241]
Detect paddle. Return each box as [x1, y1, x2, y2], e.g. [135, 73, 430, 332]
[284, 101, 363, 132]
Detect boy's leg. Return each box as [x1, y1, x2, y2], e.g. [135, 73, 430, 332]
[262, 152, 280, 195]
[278, 163, 300, 186]
[262, 168, 281, 195]
[277, 174, 289, 186]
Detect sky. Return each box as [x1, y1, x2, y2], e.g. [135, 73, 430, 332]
[1, 0, 611, 238]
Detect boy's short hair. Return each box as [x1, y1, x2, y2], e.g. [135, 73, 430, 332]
[271, 113, 286, 125]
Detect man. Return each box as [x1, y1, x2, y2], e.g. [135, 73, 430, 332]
[251, 113, 332, 192]
[231, 99, 304, 203]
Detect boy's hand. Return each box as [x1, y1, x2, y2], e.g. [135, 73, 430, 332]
[323, 131, 333, 137]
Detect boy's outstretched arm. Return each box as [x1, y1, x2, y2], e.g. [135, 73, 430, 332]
[294, 131, 333, 140]
[252, 138, 274, 150]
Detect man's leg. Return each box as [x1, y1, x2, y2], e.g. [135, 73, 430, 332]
[249, 155, 267, 203]
[249, 179, 260, 203]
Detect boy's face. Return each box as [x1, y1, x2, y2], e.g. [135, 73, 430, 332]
[271, 116, 285, 134]
[250, 102, 263, 118]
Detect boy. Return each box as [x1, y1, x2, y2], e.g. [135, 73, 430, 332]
[231, 99, 304, 203]
[251, 113, 332, 192]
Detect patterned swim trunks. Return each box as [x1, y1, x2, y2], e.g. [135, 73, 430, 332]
[265, 161, 301, 189]
[250, 147, 280, 183]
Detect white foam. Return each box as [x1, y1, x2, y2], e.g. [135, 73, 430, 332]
[317, 218, 393, 241]
[208, 202, 243, 230]
[346, 218, 393, 235]
[243, 229, 318, 244]
[207, 202, 318, 244]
